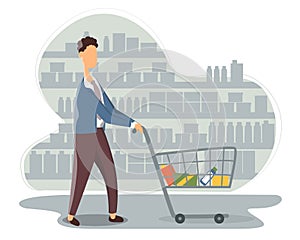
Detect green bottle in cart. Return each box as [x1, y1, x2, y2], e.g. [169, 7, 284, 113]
[200, 167, 217, 185]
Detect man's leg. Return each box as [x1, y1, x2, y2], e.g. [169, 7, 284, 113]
[68, 134, 97, 224]
[95, 128, 120, 221]
[68, 152, 93, 216]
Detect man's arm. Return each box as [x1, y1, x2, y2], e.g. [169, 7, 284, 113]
[102, 90, 135, 127]
[96, 100, 133, 127]
[97, 87, 143, 133]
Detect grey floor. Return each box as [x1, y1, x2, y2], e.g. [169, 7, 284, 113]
[19, 194, 281, 229]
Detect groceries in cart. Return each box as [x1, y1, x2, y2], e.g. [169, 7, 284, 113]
[160, 164, 221, 187]
[158, 147, 236, 188]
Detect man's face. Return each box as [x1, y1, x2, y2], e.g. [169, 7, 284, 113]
[79, 45, 97, 68]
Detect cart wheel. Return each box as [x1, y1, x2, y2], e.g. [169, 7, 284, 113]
[214, 214, 225, 224]
[175, 214, 185, 224]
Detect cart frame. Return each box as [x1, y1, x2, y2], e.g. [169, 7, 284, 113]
[138, 126, 237, 224]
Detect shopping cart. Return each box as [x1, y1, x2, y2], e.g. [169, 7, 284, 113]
[133, 126, 237, 224]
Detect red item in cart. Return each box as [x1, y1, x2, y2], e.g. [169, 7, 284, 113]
[160, 164, 176, 186]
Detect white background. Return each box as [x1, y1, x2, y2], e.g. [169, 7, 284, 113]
[1, 0, 299, 238]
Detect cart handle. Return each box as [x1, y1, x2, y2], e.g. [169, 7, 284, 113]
[132, 126, 155, 156]
[132, 126, 151, 145]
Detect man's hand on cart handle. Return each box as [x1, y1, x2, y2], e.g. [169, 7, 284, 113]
[133, 122, 143, 134]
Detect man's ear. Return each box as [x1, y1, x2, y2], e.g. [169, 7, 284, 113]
[78, 51, 83, 58]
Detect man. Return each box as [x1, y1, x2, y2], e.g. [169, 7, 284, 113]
[67, 36, 143, 226]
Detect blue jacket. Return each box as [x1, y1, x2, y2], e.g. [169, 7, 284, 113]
[74, 79, 134, 134]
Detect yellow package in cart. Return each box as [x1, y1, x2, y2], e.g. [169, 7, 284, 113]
[212, 175, 230, 187]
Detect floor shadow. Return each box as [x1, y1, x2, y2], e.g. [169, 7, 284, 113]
[20, 194, 281, 229]
[60, 214, 128, 228]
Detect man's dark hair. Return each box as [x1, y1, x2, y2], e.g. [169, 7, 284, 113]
[77, 36, 98, 53]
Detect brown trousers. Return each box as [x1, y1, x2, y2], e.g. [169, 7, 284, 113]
[68, 128, 118, 215]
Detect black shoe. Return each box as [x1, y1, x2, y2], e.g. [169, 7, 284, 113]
[109, 215, 124, 223]
[68, 217, 80, 226]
